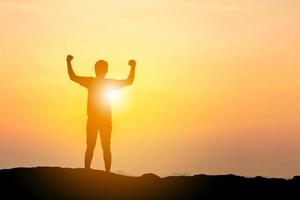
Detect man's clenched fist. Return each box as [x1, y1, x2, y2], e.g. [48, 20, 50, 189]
[128, 60, 136, 67]
[66, 55, 74, 62]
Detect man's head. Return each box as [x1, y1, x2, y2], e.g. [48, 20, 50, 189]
[95, 60, 108, 78]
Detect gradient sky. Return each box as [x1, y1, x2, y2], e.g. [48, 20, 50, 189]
[0, 0, 299, 177]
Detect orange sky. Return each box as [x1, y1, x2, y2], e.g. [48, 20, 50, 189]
[0, 0, 300, 177]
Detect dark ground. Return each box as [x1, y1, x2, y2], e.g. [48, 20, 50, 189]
[0, 167, 299, 199]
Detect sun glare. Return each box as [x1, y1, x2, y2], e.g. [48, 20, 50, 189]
[106, 90, 120, 103]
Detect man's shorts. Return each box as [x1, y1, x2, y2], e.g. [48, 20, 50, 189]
[86, 116, 112, 147]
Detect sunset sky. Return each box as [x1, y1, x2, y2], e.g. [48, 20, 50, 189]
[0, 0, 299, 177]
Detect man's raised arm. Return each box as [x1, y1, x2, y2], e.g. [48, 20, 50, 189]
[126, 60, 136, 85]
[66, 55, 78, 81]
[111, 59, 136, 88]
[108, 60, 136, 89]
[66, 55, 91, 87]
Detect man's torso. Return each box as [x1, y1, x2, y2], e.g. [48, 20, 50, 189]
[86, 78, 112, 118]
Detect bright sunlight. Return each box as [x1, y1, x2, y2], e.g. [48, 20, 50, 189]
[106, 90, 120, 104]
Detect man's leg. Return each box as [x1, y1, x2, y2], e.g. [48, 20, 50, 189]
[100, 120, 112, 172]
[102, 140, 111, 172]
[85, 117, 98, 169]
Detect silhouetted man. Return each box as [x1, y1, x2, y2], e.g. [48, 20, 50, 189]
[66, 55, 136, 172]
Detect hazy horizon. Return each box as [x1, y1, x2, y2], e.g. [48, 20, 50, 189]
[1, 0, 299, 178]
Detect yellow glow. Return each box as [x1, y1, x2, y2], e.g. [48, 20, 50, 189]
[106, 90, 120, 104]
[0, 0, 299, 178]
